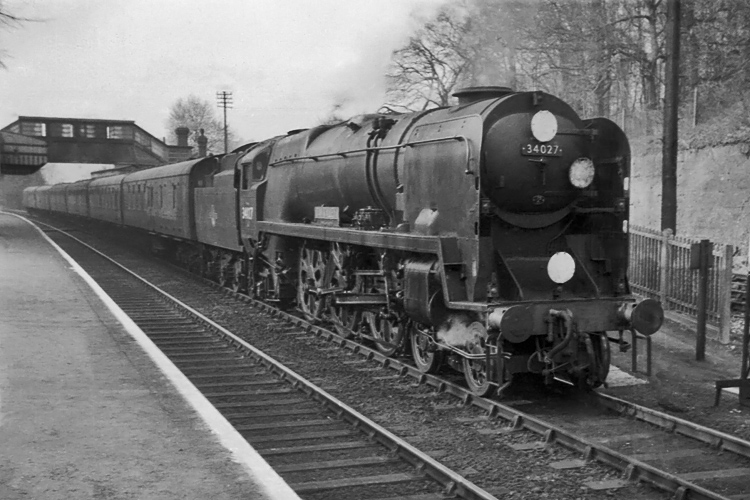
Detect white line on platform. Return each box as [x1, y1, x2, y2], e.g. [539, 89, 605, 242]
[11, 213, 301, 500]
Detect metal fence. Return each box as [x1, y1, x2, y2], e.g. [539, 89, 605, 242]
[628, 225, 733, 343]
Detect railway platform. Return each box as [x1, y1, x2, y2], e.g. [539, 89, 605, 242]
[0, 212, 300, 500]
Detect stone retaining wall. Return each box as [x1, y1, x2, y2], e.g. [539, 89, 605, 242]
[630, 144, 750, 256]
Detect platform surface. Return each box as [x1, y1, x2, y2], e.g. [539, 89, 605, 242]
[0, 212, 299, 500]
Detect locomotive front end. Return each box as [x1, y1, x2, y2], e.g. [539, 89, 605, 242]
[476, 90, 663, 390]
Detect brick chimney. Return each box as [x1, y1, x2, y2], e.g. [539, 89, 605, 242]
[175, 127, 190, 147]
[197, 128, 208, 157]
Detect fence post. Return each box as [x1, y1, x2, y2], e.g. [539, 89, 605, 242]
[659, 229, 672, 310]
[695, 239, 712, 361]
[719, 244, 733, 344]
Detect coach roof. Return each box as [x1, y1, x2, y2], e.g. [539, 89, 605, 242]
[123, 157, 218, 183]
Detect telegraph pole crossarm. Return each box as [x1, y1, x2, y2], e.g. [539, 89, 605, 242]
[216, 91, 233, 154]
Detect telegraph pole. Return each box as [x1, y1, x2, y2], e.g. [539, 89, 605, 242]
[216, 91, 233, 154]
[662, 0, 680, 232]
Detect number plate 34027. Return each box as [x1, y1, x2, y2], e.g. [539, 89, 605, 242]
[521, 143, 562, 157]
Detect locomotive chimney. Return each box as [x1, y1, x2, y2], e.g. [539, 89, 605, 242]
[175, 126, 190, 147]
[453, 86, 514, 105]
[197, 128, 208, 157]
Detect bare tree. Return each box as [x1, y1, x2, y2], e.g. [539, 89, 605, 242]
[0, 2, 30, 69]
[385, 0, 750, 139]
[685, 0, 750, 123]
[384, 7, 475, 112]
[463, 0, 540, 90]
[166, 95, 240, 155]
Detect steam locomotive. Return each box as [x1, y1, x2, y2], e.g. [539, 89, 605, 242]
[24, 86, 663, 396]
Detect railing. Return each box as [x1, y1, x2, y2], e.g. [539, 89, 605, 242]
[629, 225, 733, 343]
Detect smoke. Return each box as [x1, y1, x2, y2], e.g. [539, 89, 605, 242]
[436, 313, 484, 348]
[314, 0, 456, 120]
[39, 163, 116, 184]
[0, 0, 456, 144]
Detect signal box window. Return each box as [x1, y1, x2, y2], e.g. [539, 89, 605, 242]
[21, 122, 46, 137]
[107, 126, 124, 139]
[48, 123, 73, 137]
[79, 124, 96, 138]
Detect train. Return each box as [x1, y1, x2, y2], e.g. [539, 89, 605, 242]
[24, 86, 664, 396]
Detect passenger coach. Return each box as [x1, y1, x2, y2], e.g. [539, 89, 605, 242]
[89, 174, 125, 225]
[121, 157, 219, 240]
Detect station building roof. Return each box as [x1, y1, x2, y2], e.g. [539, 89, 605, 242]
[0, 130, 48, 175]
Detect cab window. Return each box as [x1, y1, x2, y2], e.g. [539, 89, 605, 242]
[242, 164, 251, 190]
[240, 149, 270, 189]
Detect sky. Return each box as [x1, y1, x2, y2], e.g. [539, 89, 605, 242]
[0, 0, 450, 144]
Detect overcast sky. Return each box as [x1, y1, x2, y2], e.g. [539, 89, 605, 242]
[0, 0, 449, 143]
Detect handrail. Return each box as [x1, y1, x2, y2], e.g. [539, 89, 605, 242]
[270, 135, 469, 167]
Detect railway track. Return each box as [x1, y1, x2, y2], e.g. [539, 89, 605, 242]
[40, 218, 750, 500]
[44, 225, 498, 500]
[202, 283, 750, 500]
